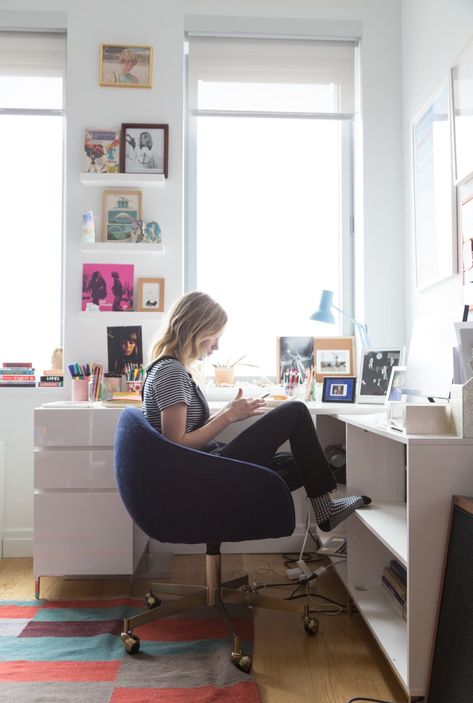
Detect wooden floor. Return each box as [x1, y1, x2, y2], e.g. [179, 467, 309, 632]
[0, 553, 407, 703]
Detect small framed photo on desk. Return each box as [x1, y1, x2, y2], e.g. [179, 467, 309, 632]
[322, 376, 356, 403]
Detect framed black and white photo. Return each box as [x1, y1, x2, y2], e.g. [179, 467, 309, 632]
[322, 376, 356, 403]
[358, 348, 405, 403]
[120, 123, 168, 176]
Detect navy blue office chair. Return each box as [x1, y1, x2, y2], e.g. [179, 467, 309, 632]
[114, 407, 318, 670]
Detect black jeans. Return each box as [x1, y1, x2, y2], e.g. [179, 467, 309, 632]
[217, 400, 336, 498]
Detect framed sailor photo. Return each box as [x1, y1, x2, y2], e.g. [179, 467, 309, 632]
[120, 123, 169, 176]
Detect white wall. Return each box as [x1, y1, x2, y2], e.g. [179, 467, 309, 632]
[402, 0, 473, 331]
[0, 0, 404, 556]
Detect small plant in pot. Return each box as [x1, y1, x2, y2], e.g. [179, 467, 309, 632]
[212, 354, 258, 386]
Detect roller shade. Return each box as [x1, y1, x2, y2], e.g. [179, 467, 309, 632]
[0, 31, 65, 77]
[188, 36, 356, 115]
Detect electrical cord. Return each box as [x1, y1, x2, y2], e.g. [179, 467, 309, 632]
[346, 698, 414, 703]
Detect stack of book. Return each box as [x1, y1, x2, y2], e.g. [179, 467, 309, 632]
[0, 361, 36, 387]
[382, 559, 407, 621]
[38, 369, 64, 388]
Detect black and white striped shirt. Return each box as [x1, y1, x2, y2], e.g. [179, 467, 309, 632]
[143, 357, 209, 434]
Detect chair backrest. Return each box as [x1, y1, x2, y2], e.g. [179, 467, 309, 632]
[114, 407, 295, 545]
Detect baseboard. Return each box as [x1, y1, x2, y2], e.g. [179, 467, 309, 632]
[3, 533, 33, 558]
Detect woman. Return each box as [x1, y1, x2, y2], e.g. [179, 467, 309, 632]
[143, 291, 370, 532]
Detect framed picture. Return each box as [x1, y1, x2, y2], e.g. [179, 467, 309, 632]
[385, 366, 407, 404]
[137, 277, 165, 312]
[313, 337, 356, 383]
[412, 80, 457, 290]
[451, 37, 473, 183]
[358, 348, 405, 403]
[82, 263, 134, 312]
[83, 128, 120, 173]
[102, 190, 142, 242]
[120, 123, 169, 176]
[322, 377, 356, 403]
[99, 44, 152, 88]
[107, 325, 143, 374]
[277, 336, 313, 384]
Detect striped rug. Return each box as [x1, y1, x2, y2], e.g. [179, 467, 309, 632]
[0, 598, 260, 702]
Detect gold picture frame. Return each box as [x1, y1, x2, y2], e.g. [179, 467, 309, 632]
[137, 277, 165, 312]
[99, 44, 153, 88]
[102, 189, 142, 242]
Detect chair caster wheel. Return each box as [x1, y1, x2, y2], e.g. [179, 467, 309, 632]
[303, 618, 319, 636]
[145, 591, 161, 609]
[232, 653, 252, 673]
[121, 631, 141, 654]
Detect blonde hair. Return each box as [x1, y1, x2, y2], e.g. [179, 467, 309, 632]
[149, 291, 227, 369]
[120, 48, 138, 66]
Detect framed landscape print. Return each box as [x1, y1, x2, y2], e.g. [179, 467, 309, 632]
[313, 337, 356, 383]
[99, 44, 152, 88]
[102, 190, 142, 242]
[358, 348, 405, 403]
[120, 123, 168, 176]
[137, 277, 165, 312]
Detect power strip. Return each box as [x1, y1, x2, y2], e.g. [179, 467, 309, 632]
[286, 567, 303, 580]
[297, 559, 313, 578]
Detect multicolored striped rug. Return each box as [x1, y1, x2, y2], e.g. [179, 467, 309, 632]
[0, 598, 260, 702]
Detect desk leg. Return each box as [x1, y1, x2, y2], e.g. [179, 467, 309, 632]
[35, 576, 41, 600]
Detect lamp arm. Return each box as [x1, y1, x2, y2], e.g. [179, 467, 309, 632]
[332, 305, 372, 348]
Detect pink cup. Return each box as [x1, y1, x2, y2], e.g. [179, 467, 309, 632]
[71, 378, 88, 401]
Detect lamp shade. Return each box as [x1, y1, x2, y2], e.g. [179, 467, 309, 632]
[310, 289, 336, 324]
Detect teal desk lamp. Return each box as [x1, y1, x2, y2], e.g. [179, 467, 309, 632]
[310, 290, 372, 348]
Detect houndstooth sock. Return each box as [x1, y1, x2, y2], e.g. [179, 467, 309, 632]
[310, 493, 371, 532]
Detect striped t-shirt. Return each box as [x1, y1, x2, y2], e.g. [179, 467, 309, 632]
[142, 357, 209, 434]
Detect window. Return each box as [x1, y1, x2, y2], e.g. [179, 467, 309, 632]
[186, 36, 356, 377]
[0, 31, 65, 373]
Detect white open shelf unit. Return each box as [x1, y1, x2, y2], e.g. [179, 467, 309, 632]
[80, 242, 164, 253]
[80, 172, 165, 188]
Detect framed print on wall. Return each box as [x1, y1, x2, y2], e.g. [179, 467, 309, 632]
[102, 189, 142, 242]
[412, 79, 457, 290]
[313, 336, 356, 383]
[137, 277, 165, 312]
[82, 263, 134, 312]
[120, 123, 169, 176]
[451, 37, 473, 183]
[358, 348, 405, 403]
[99, 44, 152, 88]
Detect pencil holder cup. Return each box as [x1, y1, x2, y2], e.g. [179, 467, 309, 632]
[126, 380, 143, 393]
[71, 378, 88, 401]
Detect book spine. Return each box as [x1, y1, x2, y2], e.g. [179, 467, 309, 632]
[382, 575, 405, 605]
[38, 382, 63, 387]
[40, 376, 63, 382]
[383, 567, 407, 600]
[0, 375, 37, 381]
[0, 382, 36, 387]
[390, 559, 407, 584]
[382, 584, 407, 621]
[2, 362, 33, 368]
[0, 369, 35, 375]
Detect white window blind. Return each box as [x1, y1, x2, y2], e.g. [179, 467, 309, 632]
[188, 36, 356, 115]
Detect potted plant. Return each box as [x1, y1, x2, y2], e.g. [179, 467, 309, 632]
[212, 354, 258, 386]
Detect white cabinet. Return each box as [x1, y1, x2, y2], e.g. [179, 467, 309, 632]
[33, 406, 148, 598]
[333, 413, 473, 699]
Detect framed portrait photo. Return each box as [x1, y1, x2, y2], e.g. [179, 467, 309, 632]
[385, 365, 407, 404]
[102, 189, 142, 242]
[120, 123, 169, 176]
[358, 348, 405, 404]
[322, 376, 356, 403]
[99, 44, 152, 88]
[313, 336, 356, 383]
[137, 277, 165, 312]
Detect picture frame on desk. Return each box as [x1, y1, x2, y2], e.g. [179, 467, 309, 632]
[313, 336, 355, 383]
[385, 365, 407, 404]
[358, 348, 405, 404]
[322, 376, 356, 403]
[120, 123, 168, 177]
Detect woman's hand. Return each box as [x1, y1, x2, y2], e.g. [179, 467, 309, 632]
[225, 388, 267, 422]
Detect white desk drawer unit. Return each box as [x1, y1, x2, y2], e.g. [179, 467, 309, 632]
[33, 406, 148, 598]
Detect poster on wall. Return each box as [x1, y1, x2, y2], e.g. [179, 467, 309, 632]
[412, 79, 457, 290]
[81, 263, 134, 312]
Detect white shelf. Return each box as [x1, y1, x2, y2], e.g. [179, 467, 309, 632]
[80, 241, 164, 253]
[79, 311, 164, 320]
[355, 502, 407, 566]
[347, 583, 408, 687]
[80, 172, 165, 188]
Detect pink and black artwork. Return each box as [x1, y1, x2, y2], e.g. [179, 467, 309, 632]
[82, 263, 134, 312]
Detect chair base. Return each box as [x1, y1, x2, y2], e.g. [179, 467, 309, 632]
[121, 552, 319, 669]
